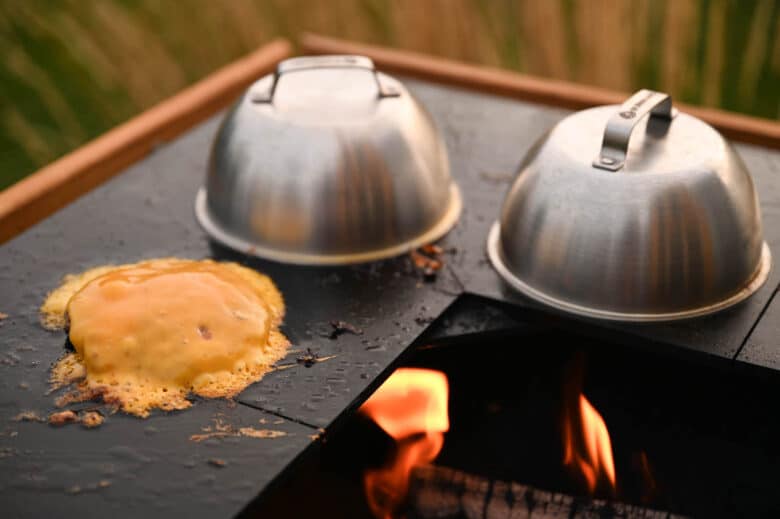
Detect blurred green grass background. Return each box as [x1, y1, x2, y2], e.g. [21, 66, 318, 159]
[1, 0, 778, 190]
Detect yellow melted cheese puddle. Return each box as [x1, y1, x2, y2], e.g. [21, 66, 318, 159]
[42, 258, 288, 417]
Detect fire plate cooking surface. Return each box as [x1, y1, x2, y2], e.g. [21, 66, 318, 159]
[1, 76, 780, 518]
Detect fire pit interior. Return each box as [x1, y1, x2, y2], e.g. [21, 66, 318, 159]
[243, 296, 780, 519]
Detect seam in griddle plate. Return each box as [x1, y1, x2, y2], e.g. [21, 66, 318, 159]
[237, 401, 320, 430]
[733, 285, 780, 361]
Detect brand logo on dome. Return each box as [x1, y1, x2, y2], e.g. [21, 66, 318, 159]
[619, 92, 654, 120]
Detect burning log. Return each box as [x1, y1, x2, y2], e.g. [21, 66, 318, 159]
[406, 465, 687, 519]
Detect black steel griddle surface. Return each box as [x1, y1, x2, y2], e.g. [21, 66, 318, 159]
[1, 77, 780, 518]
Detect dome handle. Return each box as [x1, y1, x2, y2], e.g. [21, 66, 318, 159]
[251, 55, 400, 104]
[593, 89, 677, 171]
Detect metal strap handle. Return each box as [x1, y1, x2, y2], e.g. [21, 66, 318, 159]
[251, 55, 400, 104]
[593, 89, 677, 171]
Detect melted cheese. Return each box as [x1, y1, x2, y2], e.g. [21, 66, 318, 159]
[44, 258, 287, 417]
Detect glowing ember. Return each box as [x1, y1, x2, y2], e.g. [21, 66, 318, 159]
[562, 393, 616, 495]
[360, 368, 449, 519]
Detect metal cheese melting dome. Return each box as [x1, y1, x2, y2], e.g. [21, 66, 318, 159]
[487, 89, 771, 322]
[196, 55, 461, 265]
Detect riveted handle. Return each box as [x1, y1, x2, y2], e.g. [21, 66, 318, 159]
[593, 89, 676, 171]
[251, 55, 400, 104]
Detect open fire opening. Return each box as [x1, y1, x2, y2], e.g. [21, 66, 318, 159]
[244, 298, 780, 519]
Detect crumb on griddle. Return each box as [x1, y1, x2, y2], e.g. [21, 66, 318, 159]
[0, 352, 20, 366]
[12, 411, 45, 423]
[208, 458, 227, 468]
[191, 417, 286, 442]
[409, 245, 445, 282]
[308, 428, 326, 441]
[291, 348, 338, 368]
[420, 244, 444, 256]
[422, 266, 438, 282]
[414, 315, 434, 326]
[296, 347, 319, 367]
[80, 411, 104, 429]
[328, 320, 363, 339]
[238, 428, 286, 439]
[48, 410, 79, 427]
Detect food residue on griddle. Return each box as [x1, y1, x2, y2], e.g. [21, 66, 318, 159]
[410, 244, 445, 282]
[80, 411, 104, 428]
[420, 244, 444, 256]
[414, 315, 434, 326]
[41, 258, 288, 418]
[276, 347, 337, 370]
[328, 320, 363, 339]
[308, 428, 326, 441]
[46, 408, 105, 429]
[12, 411, 45, 423]
[0, 352, 20, 366]
[238, 427, 287, 439]
[295, 348, 320, 368]
[208, 458, 227, 468]
[190, 417, 287, 442]
[48, 410, 79, 426]
[296, 347, 320, 367]
[294, 347, 337, 367]
[67, 480, 112, 495]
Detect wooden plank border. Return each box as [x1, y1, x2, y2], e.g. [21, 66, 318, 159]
[0, 39, 292, 244]
[301, 33, 780, 150]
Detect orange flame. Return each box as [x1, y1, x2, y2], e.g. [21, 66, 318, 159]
[360, 368, 449, 519]
[562, 393, 616, 495]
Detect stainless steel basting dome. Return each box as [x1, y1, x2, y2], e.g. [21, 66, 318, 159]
[487, 89, 771, 322]
[196, 55, 460, 265]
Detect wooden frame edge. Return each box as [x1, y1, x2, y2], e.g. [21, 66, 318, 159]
[0, 38, 292, 245]
[301, 33, 780, 150]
